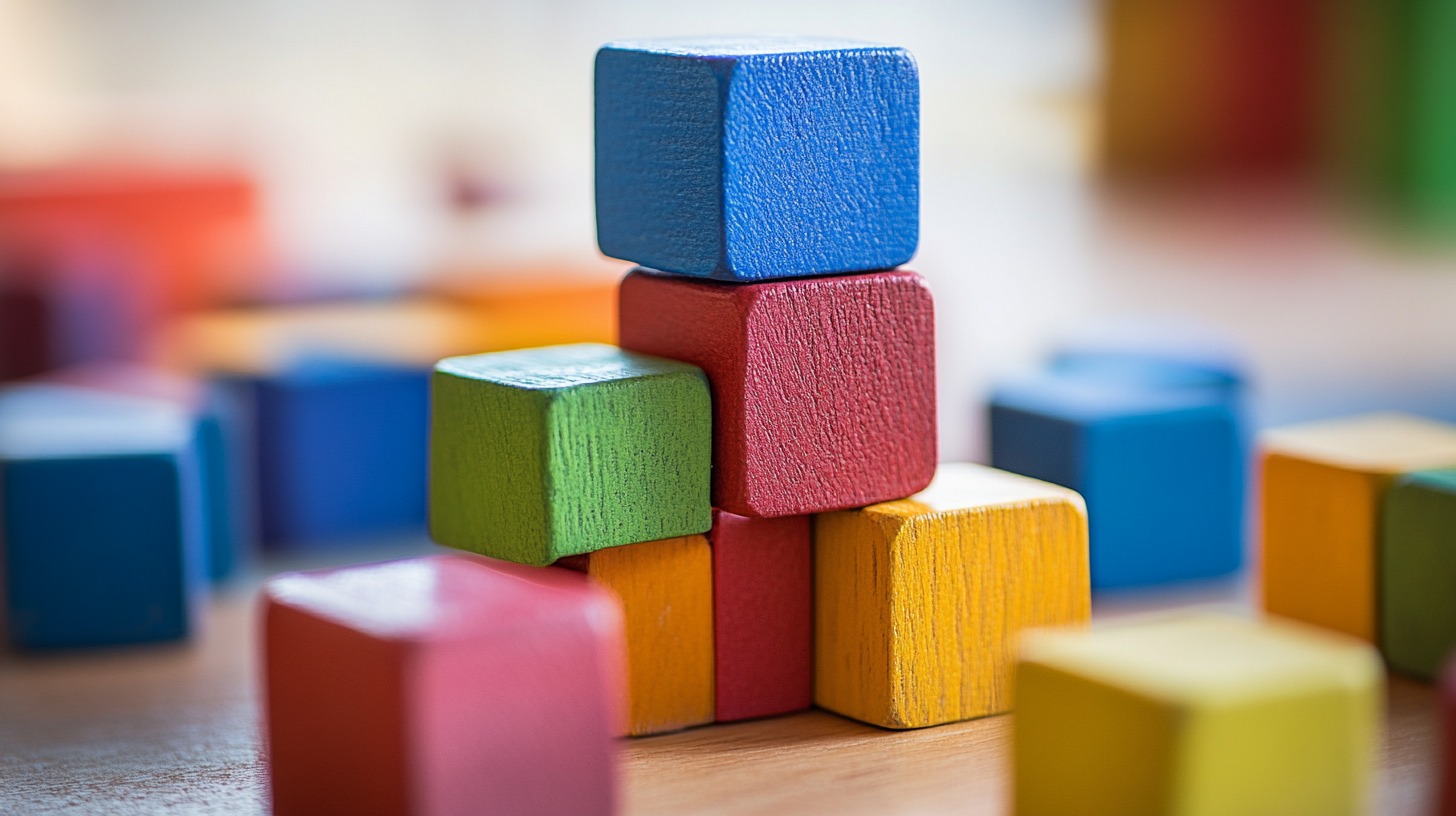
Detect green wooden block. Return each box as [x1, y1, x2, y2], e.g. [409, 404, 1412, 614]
[1382, 468, 1456, 680]
[430, 343, 711, 566]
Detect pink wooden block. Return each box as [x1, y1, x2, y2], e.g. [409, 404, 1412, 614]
[262, 554, 625, 816]
[1443, 656, 1456, 816]
[618, 268, 937, 518]
[711, 509, 813, 722]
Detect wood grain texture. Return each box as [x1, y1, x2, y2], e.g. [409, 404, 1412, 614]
[1015, 615, 1381, 816]
[263, 555, 625, 816]
[814, 463, 1090, 730]
[561, 536, 716, 737]
[710, 510, 812, 722]
[1382, 469, 1456, 680]
[0, 385, 204, 649]
[0, 554, 1441, 816]
[1260, 413, 1456, 643]
[431, 343, 711, 566]
[594, 37, 918, 281]
[619, 268, 935, 519]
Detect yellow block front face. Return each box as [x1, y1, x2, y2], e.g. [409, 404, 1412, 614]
[1015, 615, 1380, 816]
[814, 463, 1091, 729]
[584, 535, 714, 737]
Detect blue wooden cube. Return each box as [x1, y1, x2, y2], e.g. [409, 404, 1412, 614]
[240, 357, 431, 548]
[0, 385, 206, 649]
[989, 368, 1246, 590]
[595, 37, 919, 281]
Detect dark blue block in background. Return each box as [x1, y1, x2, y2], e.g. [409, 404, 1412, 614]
[595, 37, 919, 281]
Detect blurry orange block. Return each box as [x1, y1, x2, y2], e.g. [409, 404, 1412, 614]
[159, 298, 490, 376]
[429, 263, 619, 351]
[1261, 413, 1456, 642]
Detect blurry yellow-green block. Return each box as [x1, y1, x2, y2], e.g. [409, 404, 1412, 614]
[1015, 615, 1380, 816]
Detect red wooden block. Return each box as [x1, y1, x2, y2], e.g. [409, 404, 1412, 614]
[262, 554, 625, 816]
[711, 509, 813, 722]
[1443, 657, 1456, 816]
[618, 268, 936, 518]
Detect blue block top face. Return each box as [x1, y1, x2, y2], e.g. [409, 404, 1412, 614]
[991, 371, 1238, 426]
[435, 343, 704, 393]
[0, 384, 193, 460]
[1398, 468, 1456, 496]
[595, 37, 919, 281]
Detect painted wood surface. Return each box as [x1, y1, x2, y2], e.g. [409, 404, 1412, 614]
[1382, 469, 1456, 680]
[1015, 615, 1381, 816]
[709, 510, 812, 722]
[1261, 413, 1456, 642]
[1442, 659, 1456, 816]
[814, 462, 1090, 730]
[262, 554, 625, 816]
[427, 264, 619, 351]
[560, 536, 715, 737]
[594, 37, 918, 281]
[0, 385, 204, 649]
[990, 364, 1245, 590]
[619, 268, 935, 519]
[432, 343, 711, 566]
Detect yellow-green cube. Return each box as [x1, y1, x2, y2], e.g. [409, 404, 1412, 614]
[1015, 615, 1380, 816]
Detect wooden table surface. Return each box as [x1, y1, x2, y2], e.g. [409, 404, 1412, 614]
[0, 542, 1442, 815]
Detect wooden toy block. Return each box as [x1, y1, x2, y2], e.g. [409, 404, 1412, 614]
[990, 368, 1244, 590]
[1381, 468, 1456, 679]
[1, 385, 205, 649]
[427, 264, 618, 351]
[594, 37, 918, 281]
[263, 555, 625, 816]
[619, 268, 935, 518]
[814, 462, 1090, 729]
[709, 509, 812, 722]
[558, 536, 714, 736]
[431, 343, 711, 566]
[1015, 614, 1381, 816]
[1442, 658, 1456, 816]
[45, 363, 254, 581]
[1261, 413, 1456, 642]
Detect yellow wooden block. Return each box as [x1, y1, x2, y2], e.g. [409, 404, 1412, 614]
[428, 265, 618, 352]
[156, 298, 491, 375]
[565, 535, 714, 737]
[814, 462, 1090, 730]
[1261, 413, 1456, 642]
[1015, 614, 1381, 816]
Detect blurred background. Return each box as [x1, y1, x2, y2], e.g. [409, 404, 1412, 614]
[0, 0, 1452, 466]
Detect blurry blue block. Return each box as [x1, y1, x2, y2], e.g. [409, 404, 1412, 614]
[595, 37, 919, 281]
[989, 370, 1246, 590]
[197, 381, 255, 581]
[244, 357, 430, 548]
[0, 386, 205, 649]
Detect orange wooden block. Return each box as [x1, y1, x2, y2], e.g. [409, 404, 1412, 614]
[560, 536, 714, 737]
[428, 262, 618, 351]
[1261, 413, 1456, 642]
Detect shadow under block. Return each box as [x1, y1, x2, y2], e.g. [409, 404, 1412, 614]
[1014, 615, 1381, 816]
[989, 370, 1244, 590]
[813, 462, 1090, 730]
[594, 37, 918, 281]
[262, 555, 625, 816]
[1381, 469, 1456, 679]
[1261, 413, 1456, 643]
[0, 385, 204, 649]
[431, 343, 710, 566]
[240, 358, 431, 548]
[559, 536, 715, 736]
[710, 510, 812, 722]
[619, 269, 935, 518]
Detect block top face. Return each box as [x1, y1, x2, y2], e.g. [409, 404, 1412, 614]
[0, 384, 192, 460]
[867, 462, 1086, 520]
[263, 555, 618, 643]
[435, 343, 700, 393]
[1399, 467, 1456, 495]
[1049, 318, 1247, 391]
[993, 371, 1233, 424]
[595, 37, 918, 281]
[1021, 615, 1380, 705]
[1261, 413, 1456, 473]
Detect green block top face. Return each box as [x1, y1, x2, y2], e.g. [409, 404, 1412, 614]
[1381, 468, 1456, 680]
[430, 343, 712, 566]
